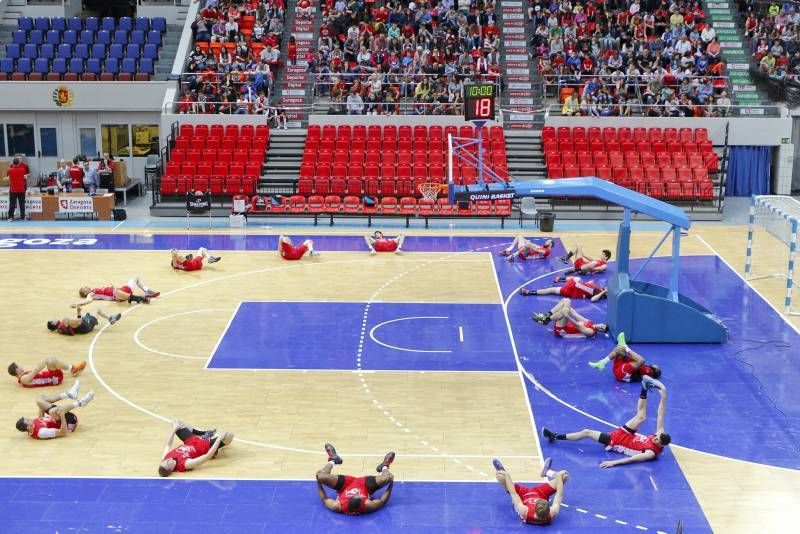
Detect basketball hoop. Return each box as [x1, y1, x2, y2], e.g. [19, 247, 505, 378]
[418, 183, 443, 202]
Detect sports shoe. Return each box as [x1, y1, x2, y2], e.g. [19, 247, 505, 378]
[77, 391, 95, 407]
[588, 359, 607, 372]
[532, 312, 551, 325]
[557, 256, 569, 264]
[394, 249, 403, 255]
[595, 324, 609, 333]
[492, 458, 505, 472]
[504, 254, 515, 262]
[376, 451, 395, 472]
[201, 429, 217, 440]
[498, 249, 511, 256]
[324, 443, 343, 465]
[540, 457, 553, 478]
[616, 332, 628, 348]
[208, 256, 221, 263]
[108, 313, 121, 325]
[542, 428, 557, 443]
[71, 361, 86, 377]
[642, 376, 664, 391]
[66, 380, 80, 400]
[553, 276, 565, 283]
[310, 250, 320, 257]
[145, 290, 160, 298]
[369, 248, 377, 256]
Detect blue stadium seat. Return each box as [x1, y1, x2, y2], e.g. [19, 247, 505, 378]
[146, 30, 161, 47]
[108, 43, 124, 59]
[152, 17, 166, 34]
[57, 43, 72, 59]
[18, 17, 33, 32]
[87, 57, 102, 75]
[22, 44, 38, 59]
[113, 30, 128, 44]
[142, 43, 158, 60]
[69, 57, 84, 73]
[0, 58, 15, 74]
[12, 31, 26, 45]
[91, 43, 106, 59]
[52, 17, 66, 32]
[121, 57, 137, 74]
[17, 57, 32, 74]
[34, 57, 50, 74]
[40, 43, 55, 59]
[85, 17, 99, 32]
[119, 17, 133, 32]
[96, 30, 110, 45]
[101, 17, 115, 32]
[52, 57, 67, 75]
[126, 43, 140, 60]
[28, 30, 44, 45]
[80, 30, 94, 45]
[68, 17, 82, 32]
[103, 57, 119, 74]
[139, 57, 154, 74]
[34, 17, 49, 32]
[135, 17, 150, 32]
[131, 30, 145, 46]
[46, 29, 61, 45]
[5, 44, 20, 59]
[63, 30, 77, 45]
[74, 43, 89, 59]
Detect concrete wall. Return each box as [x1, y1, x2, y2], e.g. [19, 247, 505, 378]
[309, 115, 503, 127]
[0, 81, 170, 112]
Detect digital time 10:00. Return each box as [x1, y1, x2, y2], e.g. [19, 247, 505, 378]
[466, 85, 494, 97]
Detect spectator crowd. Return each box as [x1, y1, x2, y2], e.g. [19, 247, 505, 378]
[739, 0, 800, 80]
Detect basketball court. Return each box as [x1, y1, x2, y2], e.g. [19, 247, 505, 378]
[1, 224, 799, 533]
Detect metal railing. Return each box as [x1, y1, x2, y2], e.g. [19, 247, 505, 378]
[540, 102, 783, 117]
[310, 72, 502, 99]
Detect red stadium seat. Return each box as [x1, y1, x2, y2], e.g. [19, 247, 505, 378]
[399, 197, 417, 215]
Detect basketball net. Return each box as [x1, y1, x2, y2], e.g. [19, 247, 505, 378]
[418, 183, 442, 202]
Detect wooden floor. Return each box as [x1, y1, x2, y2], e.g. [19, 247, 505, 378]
[1, 225, 798, 533]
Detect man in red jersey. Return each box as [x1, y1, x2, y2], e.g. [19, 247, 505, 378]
[532, 298, 608, 338]
[8, 356, 85, 387]
[499, 236, 554, 262]
[158, 420, 234, 477]
[15, 381, 94, 439]
[47, 306, 121, 335]
[588, 333, 662, 382]
[521, 275, 607, 301]
[5, 156, 29, 221]
[278, 235, 319, 260]
[558, 244, 611, 274]
[316, 443, 395, 515]
[492, 457, 568, 525]
[171, 247, 222, 271]
[542, 376, 671, 468]
[73, 276, 160, 306]
[364, 231, 405, 255]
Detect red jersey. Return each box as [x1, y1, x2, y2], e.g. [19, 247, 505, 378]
[514, 483, 555, 524]
[280, 240, 308, 260]
[613, 357, 639, 382]
[175, 256, 204, 271]
[29, 414, 77, 439]
[554, 320, 595, 338]
[19, 369, 64, 388]
[608, 427, 663, 456]
[163, 435, 211, 472]
[7, 165, 28, 193]
[559, 278, 602, 299]
[374, 238, 398, 252]
[337, 476, 369, 515]
[519, 245, 550, 260]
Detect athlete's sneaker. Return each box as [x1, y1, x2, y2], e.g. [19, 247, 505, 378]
[208, 256, 221, 263]
[642, 376, 664, 391]
[141, 296, 151, 304]
[553, 276, 565, 283]
[369, 248, 377, 256]
[616, 332, 628, 349]
[505, 254, 515, 262]
[145, 290, 160, 298]
[376, 451, 395, 472]
[588, 359, 607, 372]
[201, 429, 217, 440]
[77, 391, 95, 407]
[595, 324, 609, 333]
[71, 361, 86, 377]
[557, 256, 569, 264]
[540, 457, 553, 478]
[394, 249, 403, 255]
[66, 380, 80, 400]
[520, 288, 536, 296]
[108, 313, 121, 325]
[542, 428, 557, 443]
[498, 249, 511, 256]
[532, 312, 551, 325]
[324, 443, 343, 465]
[492, 458, 505, 472]
[310, 250, 321, 257]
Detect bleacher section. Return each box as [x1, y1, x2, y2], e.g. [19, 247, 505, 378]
[1, 16, 167, 81]
[543, 126, 719, 201]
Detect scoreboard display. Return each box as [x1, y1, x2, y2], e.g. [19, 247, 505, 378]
[463, 83, 496, 122]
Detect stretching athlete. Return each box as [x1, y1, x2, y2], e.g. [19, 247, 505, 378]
[492, 457, 567, 525]
[589, 333, 662, 382]
[364, 231, 405, 255]
[15, 381, 95, 439]
[171, 247, 221, 271]
[499, 236, 554, 262]
[47, 306, 121, 335]
[532, 298, 608, 338]
[542, 376, 670, 468]
[521, 275, 607, 301]
[316, 443, 395, 516]
[8, 356, 85, 387]
[278, 235, 319, 260]
[74, 276, 160, 306]
[158, 420, 234, 477]
[558, 244, 610, 274]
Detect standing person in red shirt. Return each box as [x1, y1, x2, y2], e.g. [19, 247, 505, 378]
[6, 156, 29, 221]
[588, 332, 662, 382]
[68, 157, 85, 191]
[15, 381, 95, 439]
[158, 420, 233, 477]
[278, 235, 319, 260]
[492, 457, 568, 525]
[287, 35, 297, 66]
[542, 376, 671, 468]
[7, 356, 85, 388]
[316, 443, 395, 515]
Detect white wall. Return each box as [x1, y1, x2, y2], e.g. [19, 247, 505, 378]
[310, 115, 503, 127]
[0, 81, 170, 112]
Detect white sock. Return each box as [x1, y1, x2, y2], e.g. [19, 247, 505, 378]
[67, 364, 73, 373]
[198, 247, 209, 258]
[327, 460, 335, 466]
[545, 469, 555, 478]
[381, 466, 388, 472]
[59, 391, 69, 400]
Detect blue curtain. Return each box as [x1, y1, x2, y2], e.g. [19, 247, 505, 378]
[726, 146, 772, 196]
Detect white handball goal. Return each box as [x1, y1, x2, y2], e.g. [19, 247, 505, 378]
[745, 195, 800, 315]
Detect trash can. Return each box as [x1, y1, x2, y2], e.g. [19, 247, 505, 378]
[539, 212, 556, 232]
[144, 155, 160, 192]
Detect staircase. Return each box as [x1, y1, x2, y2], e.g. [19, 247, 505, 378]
[0, 0, 25, 27]
[154, 24, 184, 81]
[705, 0, 775, 115]
[261, 128, 305, 191]
[278, 0, 317, 128]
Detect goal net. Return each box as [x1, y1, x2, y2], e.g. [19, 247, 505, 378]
[745, 195, 800, 315]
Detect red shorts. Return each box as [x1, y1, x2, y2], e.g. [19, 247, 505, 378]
[282, 243, 308, 260]
[374, 238, 398, 252]
[514, 483, 556, 524]
[184, 435, 212, 456]
[118, 285, 133, 295]
[180, 257, 204, 271]
[573, 258, 588, 270]
[554, 320, 593, 337]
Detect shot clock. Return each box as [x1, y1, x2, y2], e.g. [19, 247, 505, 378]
[463, 83, 496, 122]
